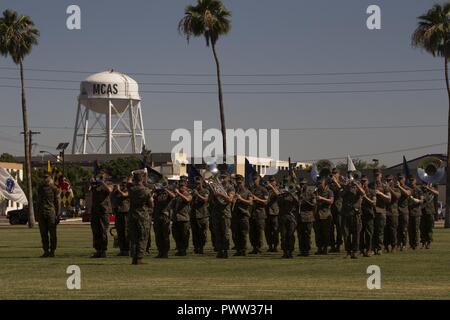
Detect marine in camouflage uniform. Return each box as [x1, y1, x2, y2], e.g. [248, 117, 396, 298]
[329, 168, 344, 253]
[153, 182, 175, 258]
[265, 177, 280, 252]
[111, 179, 130, 256]
[249, 174, 269, 254]
[171, 182, 192, 256]
[278, 182, 299, 259]
[128, 172, 153, 265]
[360, 176, 376, 257]
[37, 174, 61, 258]
[384, 175, 400, 253]
[232, 175, 253, 256]
[90, 173, 113, 258]
[396, 174, 411, 250]
[371, 172, 391, 255]
[408, 177, 424, 250]
[210, 173, 235, 259]
[313, 177, 334, 255]
[298, 178, 315, 257]
[420, 183, 438, 249]
[190, 177, 210, 254]
[341, 179, 364, 259]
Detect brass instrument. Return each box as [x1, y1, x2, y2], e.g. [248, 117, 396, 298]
[204, 163, 228, 205]
[311, 159, 334, 184]
[417, 156, 444, 184]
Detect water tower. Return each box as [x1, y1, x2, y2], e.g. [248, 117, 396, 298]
[71, 70, 146, 154]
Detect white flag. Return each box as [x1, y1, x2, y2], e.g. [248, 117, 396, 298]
[347, 155, 356, 173]
[0, 168, 28, 205]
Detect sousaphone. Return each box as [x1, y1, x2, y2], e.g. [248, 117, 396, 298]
[417, 156, 444, 184]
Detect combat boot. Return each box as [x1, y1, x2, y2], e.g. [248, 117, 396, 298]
[222, 250, 229, 259]
[136, 258, 146, 265]
[40, 251, 50, 258]
[90, 251, 101, 258]
[216, 251, 224, 258]
[99, 251, 107, 258]
[48, 251, 55, 258]
[198, 248, 204, 254]
[351, 252, 358, 259]
[132, 257, 138, 265]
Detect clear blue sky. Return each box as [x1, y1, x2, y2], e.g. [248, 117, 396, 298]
[0, 0, 447, 166]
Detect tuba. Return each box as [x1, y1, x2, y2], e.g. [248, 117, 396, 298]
[204, 163, 228, 205]
[311, 160, 334, 184]
[417, 156, 445, 184]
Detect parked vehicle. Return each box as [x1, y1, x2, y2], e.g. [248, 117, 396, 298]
[7, 208, 28, 225]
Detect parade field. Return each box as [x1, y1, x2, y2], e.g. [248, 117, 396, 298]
[0, 224, 449, 300]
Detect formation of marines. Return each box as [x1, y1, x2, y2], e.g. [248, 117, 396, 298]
[36, 167, 439, 264]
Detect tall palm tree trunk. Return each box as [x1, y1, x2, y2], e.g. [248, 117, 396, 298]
[20, 61, 35, 228]
[445, 56, 450, 228]
[211, 42, 227, 164]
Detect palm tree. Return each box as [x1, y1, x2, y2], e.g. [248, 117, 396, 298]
[179, 0, 231, 164]
[0, 9, 39, 228]
[412, 3, 450, 228]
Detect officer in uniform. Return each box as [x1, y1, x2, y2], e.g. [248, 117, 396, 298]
[249, 174, 269, 254]
[360, 176, 376, 257]
[278, 182, 299, 258]
[153, 179, 175, 258]
[408, 177, 424, 250]
[313, 177, 334, 255]
[128, 171, 153, 265]
[298, 178, 315, 257]
[396, 174, 411, 251]
[329, 168, 344, 253]
[190, 176, 210, 254]
[420, 183, 439, 249]
[37, 174, 61, 258]
[171, 181, 192, 256]
[341, 178, 364, 259]
[90, 170, 113, 258]
[232, 175, 253, 256]
[371, 171, 391, 255]
[111, 178, 130, 256]
[384, 175, 400, 253]
[211, 173, 235, 259]
[265, 176, 280, 252]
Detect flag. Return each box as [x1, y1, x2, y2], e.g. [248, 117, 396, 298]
[311, 164, 319, 183]
[47, 160, 52, 174]
[403, 156, 411, 179]
[188, 165, 201, 188]
[0, 168, 28, 205]
[245, 158, 257, 187]
[347, 155, 356, 173]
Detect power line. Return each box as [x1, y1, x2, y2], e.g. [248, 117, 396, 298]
[0, 124, 446, 131]
[302, 142, 446, 162]
[0, 76, 445, 86]
[0, 66, 443, 77]
[0, 84, 445, 94]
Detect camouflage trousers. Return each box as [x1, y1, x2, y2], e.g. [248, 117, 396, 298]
[360, 215, 374, 252]
[172, 221, 190, 254]
[154, 215, 171, 256]
[191, 217, 209, 251]
[38, 213, 57, 253]
[408, 215, 421, 249]
[265, 215, 279, 250]
[383, 214, 398, 249]
[342, 214, 362, 254]
[397, 214, 409, 247]
[420, 214, 433, 244]
[279, 215, 297, 254]
[115, 212, 129, 253]
[249, 217, 265, 251]
[91, 214, 109, 252]
[298, 221, 313, 254]
[235, 217, 250, 252]
[128, 217, 150, 259]
[372, 214, 386, 251]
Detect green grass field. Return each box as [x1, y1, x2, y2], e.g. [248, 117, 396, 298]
[0, 224, 449, 300]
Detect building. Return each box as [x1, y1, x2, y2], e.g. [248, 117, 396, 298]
[0, 162, 24, 216]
